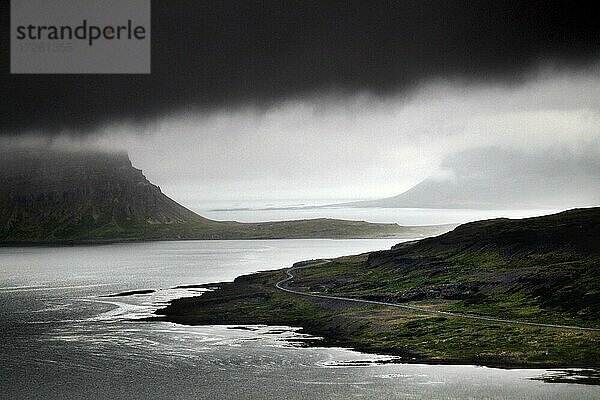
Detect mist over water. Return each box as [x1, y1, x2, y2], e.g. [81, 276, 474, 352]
[1, 239, 598, 399]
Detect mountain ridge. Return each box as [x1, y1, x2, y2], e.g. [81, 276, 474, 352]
[0, 148, 451, 243]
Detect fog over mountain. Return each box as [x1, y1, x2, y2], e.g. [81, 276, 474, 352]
[1, 2, 598, 208]
[349, 146, 600, 209]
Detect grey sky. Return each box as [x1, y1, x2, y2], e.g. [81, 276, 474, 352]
[4, 1, 599, 135]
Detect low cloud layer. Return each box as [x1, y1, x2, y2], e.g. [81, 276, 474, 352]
[1, 1, 599, 134]
[4, 70, 597, 207]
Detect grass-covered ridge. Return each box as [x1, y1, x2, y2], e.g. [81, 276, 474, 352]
[0, 216, 452, 244]
[158, 207, 600, 367]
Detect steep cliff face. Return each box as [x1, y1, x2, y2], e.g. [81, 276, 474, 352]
[0, 148, 207, 240]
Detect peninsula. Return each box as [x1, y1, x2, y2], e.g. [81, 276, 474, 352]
[158, 207, 600, 367]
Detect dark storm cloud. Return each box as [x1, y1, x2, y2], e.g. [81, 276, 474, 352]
[2, 0, 599, 134]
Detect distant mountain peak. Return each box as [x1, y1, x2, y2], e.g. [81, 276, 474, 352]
[349, 146, 600, 209]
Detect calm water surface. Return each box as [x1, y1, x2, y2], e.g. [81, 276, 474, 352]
[1, 239, 598, 399]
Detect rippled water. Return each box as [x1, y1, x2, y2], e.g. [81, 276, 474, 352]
[0, 240, 598, 399]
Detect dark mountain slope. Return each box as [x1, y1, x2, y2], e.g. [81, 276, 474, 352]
[385, 207, 600, 258]
[0, 149, 210, 241]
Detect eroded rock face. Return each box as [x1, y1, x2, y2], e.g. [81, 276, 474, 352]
[0, 148, 205, 240]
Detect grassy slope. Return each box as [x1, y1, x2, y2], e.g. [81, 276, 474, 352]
[158, 208, 600, 367]
[0, 217, 453, 244]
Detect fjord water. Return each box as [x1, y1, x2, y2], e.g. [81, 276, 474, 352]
[0, 239, 598, 399]
[197, 201, 560, 225]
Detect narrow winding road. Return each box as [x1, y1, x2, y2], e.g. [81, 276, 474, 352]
[275, 260, 600, 333]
